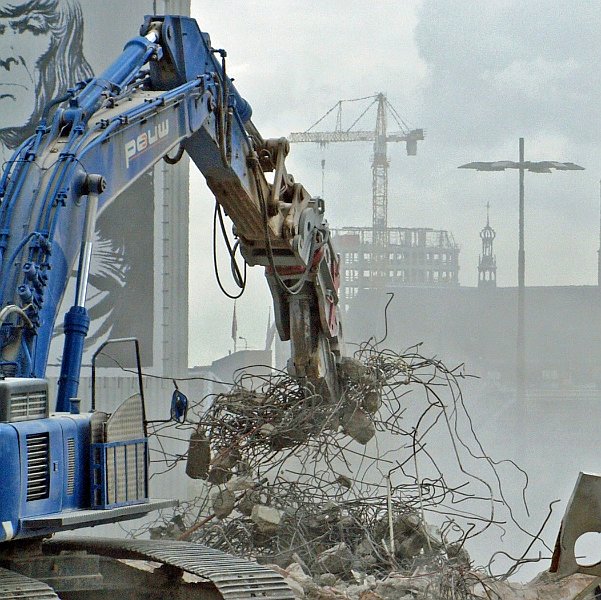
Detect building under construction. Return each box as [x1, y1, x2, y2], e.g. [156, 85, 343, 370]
[333, 226, 460, 306]
[290, 93, 459, 308]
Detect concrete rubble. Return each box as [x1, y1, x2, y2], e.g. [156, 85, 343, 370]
[340, 402, 376, 445]
[271, 562, 597, 600]
[251, 504, 284, 534]
[146, 352, 599, 600]
[211, 488, 235, 519]
[316, 542, 355, 575]
[177, 478, 596, 600]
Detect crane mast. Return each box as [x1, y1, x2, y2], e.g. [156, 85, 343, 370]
[372, 93, 389, 247]
[289, 93, 424, 248]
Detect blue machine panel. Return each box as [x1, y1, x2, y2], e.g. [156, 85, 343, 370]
[18, 418, 64, 518]
[0, 413, 92, 540]
[0, 424, 20, 540]
[58, 414, 91, 511]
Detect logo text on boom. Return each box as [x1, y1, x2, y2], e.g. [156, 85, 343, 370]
[125, 120, 169, 168]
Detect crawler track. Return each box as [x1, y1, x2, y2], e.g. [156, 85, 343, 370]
[0, 566, 59, 599]
[46, 536, 295, 600]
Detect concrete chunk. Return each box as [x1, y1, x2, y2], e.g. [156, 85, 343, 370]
[251, 504, 283, 534]
[185, 425, 210, 479]
[341, 405, 376, 445]
[211, 488, 235, 519]
[317, 542, 355, 575]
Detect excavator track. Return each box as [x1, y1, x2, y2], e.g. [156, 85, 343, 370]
[0, 566, 59, 599]
[45, 536, 295, 600]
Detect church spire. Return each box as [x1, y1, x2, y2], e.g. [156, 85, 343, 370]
[478, 202, 497, 288]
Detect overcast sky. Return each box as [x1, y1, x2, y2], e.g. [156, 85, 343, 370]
[186, 1, 601, 365]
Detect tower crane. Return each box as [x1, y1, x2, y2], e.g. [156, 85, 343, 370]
[289, 93, 424, 246]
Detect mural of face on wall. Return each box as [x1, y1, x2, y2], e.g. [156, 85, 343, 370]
[0, 8, 52, 127]
[0, 0, 155, 368]
[0, 0, 93, 154]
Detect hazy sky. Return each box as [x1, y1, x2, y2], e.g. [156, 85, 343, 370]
[187, 1, 601, 364]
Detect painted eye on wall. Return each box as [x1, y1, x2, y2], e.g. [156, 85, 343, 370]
[13, 15, 48, 36]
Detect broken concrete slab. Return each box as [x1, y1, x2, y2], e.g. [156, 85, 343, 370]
[361, 390, 382, 414]
[207, 447, 241, 484]
[237, 490, 260, 516]
[317, 542, 355, 575]
[185, 425, 211, 479]
[225, 475, 256, 492]
[211, 488, 235, 519]
[341, 404, 376, 444]
[251, 504, 283, 534]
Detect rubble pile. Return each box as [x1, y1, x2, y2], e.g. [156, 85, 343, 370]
[270, 563, 597, 600]
[196, 489, 468, 577]
[151, 491, 480, 598]
[141, 344, 565, 598]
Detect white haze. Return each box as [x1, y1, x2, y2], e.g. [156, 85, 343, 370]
[183, 1, 601, 580]
[187, 0, 601, 365]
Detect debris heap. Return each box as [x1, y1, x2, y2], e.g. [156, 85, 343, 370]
[138, 344, 565, 597]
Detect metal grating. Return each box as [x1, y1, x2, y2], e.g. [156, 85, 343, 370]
[105, 394, 144, 442]
[95, 439, 147, 508]
[92, 394, 147, 509]
[10, 390, 47, 422]
[106, 442, 146, 504]
[26, 433, 50, 501]
[66, 438, 75, 495]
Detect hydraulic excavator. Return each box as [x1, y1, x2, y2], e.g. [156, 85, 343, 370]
[0, 14, 345, 599]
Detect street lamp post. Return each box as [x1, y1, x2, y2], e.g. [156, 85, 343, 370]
[459, 138, 584, 401]
[598, 179, 601, 287]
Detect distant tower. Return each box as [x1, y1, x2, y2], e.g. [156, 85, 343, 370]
[478, 202, 497, 288]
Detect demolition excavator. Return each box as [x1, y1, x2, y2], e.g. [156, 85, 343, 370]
[0, 14, 346, 599]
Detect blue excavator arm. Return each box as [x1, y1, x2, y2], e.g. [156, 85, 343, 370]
[0, 15, 343, 410]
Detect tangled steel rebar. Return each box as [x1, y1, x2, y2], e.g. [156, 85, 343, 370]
[127, 342, 555, 586]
